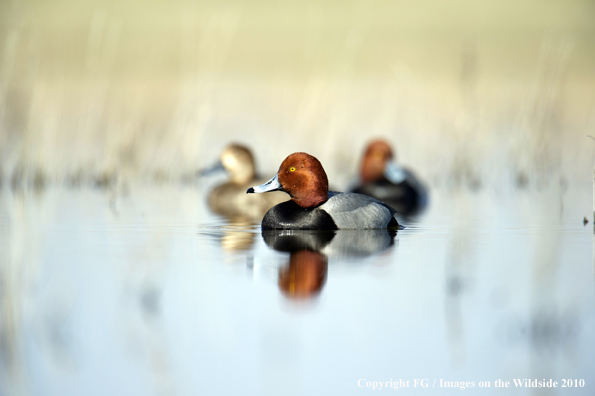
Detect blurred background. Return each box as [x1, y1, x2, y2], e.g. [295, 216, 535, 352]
[1, 1, 595, 396]
[1, 0, 594, 189]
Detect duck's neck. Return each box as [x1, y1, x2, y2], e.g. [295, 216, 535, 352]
[293, 193, 327, 209]
[361, 158, 385, 183]
[292, 178, 328, 209]
[230, 164, 255, 185]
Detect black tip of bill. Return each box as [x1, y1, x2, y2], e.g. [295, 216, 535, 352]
[247, 187, 255, 194]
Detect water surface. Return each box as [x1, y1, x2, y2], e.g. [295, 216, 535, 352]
[0, 185, 593, 396]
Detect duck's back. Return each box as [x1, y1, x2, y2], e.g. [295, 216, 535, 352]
[209, 181, 286, 220]
[320, 192, 397, 229]
[262, 192, 398, 230]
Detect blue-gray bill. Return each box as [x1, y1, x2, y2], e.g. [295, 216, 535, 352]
[199, 161, 225, 177]
[384, 161, 407, 184]
[247, 174, 283, 194]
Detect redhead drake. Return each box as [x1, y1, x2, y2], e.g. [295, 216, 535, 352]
[351, 140, 427, 215]
[247, 152, 399, 230]
[205, 144, 285, 219]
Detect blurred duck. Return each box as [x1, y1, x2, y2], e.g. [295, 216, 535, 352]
[247, 152, 400, 230]
[351, 140, 427, 216]
[204, 144, 286, 220]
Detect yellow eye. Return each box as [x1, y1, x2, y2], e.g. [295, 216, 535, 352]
[289, 167, 296, 172]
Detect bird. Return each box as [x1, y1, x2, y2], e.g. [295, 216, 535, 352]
[247, 152, 400, 230]
[351, 139, 427, 216]
[203, 144, 286, 221]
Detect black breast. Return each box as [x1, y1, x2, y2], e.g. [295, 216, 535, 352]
[262, 200, 338, 230]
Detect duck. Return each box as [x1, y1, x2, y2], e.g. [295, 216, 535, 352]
[350, 139, 427, 216]
[246, 152, 400, 230]
[204, 144, 286, 220]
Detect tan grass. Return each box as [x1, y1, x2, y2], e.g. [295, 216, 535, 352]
[1, 0, 594, 191]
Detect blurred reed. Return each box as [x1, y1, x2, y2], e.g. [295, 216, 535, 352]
[1, 0, 594, 191]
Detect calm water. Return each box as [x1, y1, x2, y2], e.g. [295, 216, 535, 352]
[0, 184, 593, 396]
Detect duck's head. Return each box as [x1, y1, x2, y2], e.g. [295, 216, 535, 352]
[247, 152, 328, 209]
[360, 140, 406, 184]
[220, 144, 256, 184]
[201, 144, 256, 184]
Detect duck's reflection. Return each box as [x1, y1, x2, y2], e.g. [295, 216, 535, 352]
[218, 216, 257, 252]
[263, 229, 397, 299]
[278, 250, 328, 299]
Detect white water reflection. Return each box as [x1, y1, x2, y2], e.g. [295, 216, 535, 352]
[0, 185, 593, 396]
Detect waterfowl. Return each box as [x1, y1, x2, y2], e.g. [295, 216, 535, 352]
[247, 152, 399, 230]
[351, 140, 427, 215]
[204, 144, 285, 220]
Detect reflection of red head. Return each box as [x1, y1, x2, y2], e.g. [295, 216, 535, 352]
[278, 250, 328, 299]
[360, 140, 394, 183]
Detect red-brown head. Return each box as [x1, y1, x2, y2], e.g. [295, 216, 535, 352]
[360, 140, 395, 183]
[247, 152, 329, 208]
